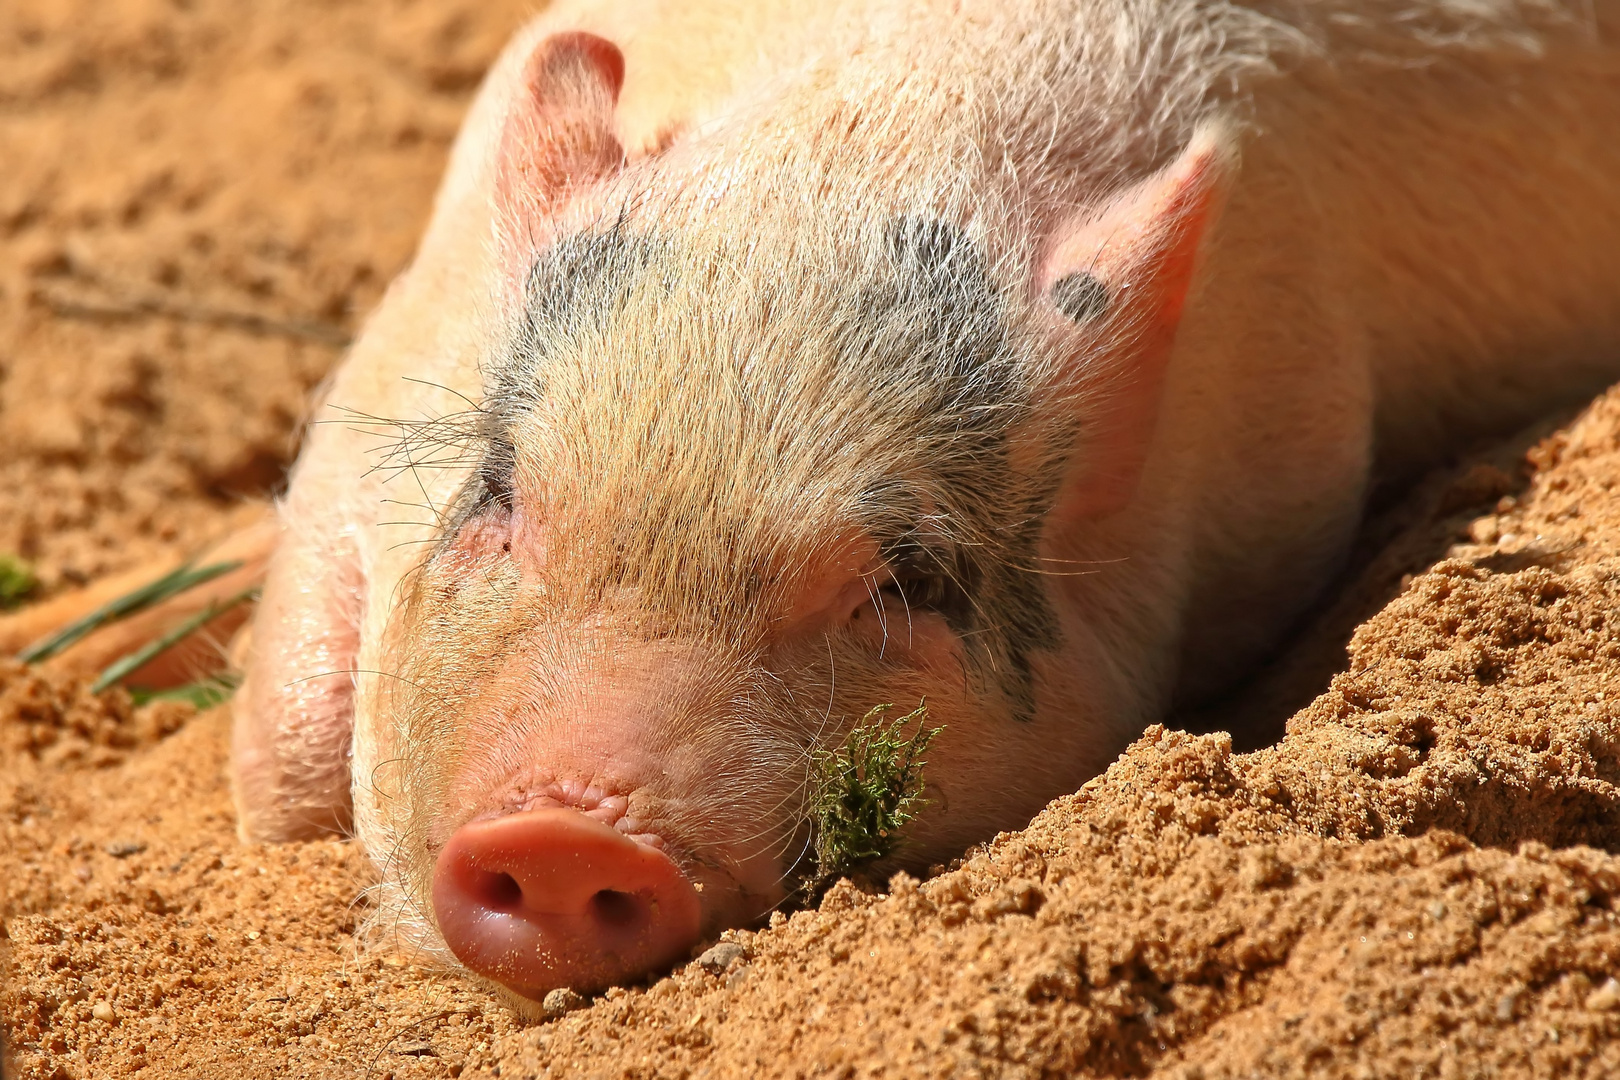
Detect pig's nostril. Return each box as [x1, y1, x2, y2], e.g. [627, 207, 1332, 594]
[589, 888, 641, 929]
[472, 870, 524, 912]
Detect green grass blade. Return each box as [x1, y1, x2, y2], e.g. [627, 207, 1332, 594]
[17, 559, 243, 664]
[89, 586, 259, 694]
[129, 673, 243, 710]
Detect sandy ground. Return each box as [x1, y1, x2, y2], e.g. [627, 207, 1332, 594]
[3, 1, 1620, 1077]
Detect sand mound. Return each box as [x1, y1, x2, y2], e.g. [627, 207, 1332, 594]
[3, 2, 1619, 1077]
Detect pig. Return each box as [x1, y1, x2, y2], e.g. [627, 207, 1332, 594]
[227, 0, 1620, 1008]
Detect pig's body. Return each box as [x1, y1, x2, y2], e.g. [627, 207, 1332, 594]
[233, 0, 1620, 1005]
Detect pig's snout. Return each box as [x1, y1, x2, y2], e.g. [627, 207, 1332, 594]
[432, 807, 702, 999]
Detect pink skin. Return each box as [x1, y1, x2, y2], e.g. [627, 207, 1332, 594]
[425, 537, 966, 1000]
[433, 808, 701, 999]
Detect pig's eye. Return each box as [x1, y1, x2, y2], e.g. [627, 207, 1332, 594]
[478, 436, 516, 509]
[873, 570, 967, 621]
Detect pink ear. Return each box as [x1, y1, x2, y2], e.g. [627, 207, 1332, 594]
[1041, 127, 1234, 519]
[494, 32, 627, 268]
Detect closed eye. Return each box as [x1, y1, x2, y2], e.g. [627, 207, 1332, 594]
[479, 432, 516, 509]
[834, 538, 976, 653]
[877, 572, 955, 613]
[845, 569, 969, 659]
[861, 563, 972, 629]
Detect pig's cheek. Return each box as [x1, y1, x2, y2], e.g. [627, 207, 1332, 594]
[850, 610, 969, 686]
[910, 620, 973, 689]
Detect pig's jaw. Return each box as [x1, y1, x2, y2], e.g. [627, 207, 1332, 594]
[360, 576, 816, 996]
[392, 678, 800, 999]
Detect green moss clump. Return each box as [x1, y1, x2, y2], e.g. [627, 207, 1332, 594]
[0, 554, 37, 610]
[805, 701, 941, 897]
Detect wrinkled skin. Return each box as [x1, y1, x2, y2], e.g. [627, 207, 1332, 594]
[231, 0, 1620, 1007]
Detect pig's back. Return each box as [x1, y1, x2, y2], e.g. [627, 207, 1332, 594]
[1237, 0, 1620, 475]
[1127, 0, 1620, 699]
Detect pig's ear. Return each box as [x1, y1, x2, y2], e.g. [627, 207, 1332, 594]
[494, 32, 627, 262]
[1040, 126, 1234, 520]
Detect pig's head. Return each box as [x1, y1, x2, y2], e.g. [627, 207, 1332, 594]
[360, 33, 1231, 1008]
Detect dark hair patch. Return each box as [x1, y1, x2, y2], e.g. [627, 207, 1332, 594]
[1051, 271, 1110, 324]
[523, 222, 665, 332]
[447, 219, 668, 534]
[842, 219, 1061, 719]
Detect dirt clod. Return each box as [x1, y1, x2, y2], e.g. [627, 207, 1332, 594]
[697, 942, 748, 976]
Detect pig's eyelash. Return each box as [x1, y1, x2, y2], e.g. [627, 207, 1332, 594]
[324, 404, 497, 484]
[324, 401, 528, 544]
[768, 825, 819, 905]
[1026, 557, 1120, 577]
[477, 430, 518, 508]
[365, 828, 442, 968]
[750, 766, 819, 899]
[760, 645, 855, 895]
[325, 403, 488, 453]
[285, 665, 460, 717]
[376, 507, 448, 532]
[873, 558, 972, 627]
[819, 631, 839, 744]
[751, 650, 845, 888]
[865, 575, 897, 656]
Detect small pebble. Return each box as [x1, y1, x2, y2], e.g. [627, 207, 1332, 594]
[91, 1001, 117, 1023]
[542, 987, 585, 1020]
[698, 941, 747, 975]
[1586, 978, 1620, 1012]
[106, 840, 146, 859]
